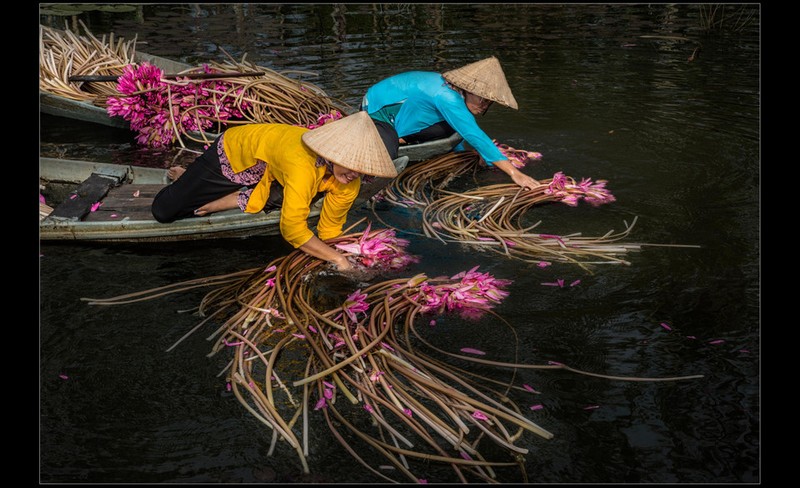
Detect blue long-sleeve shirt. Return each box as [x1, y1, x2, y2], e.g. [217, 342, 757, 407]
[362, 71, 506, 165]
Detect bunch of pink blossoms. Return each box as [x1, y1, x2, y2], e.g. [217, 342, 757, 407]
[334, 224, 419, 270]
[106, 62, 248, 148]
[410, 266, 511, 319]
[493, 140, 543, 168]
[545, 171, 616, 207]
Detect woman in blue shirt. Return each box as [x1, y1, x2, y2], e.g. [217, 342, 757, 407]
[362, 56, 540, 190]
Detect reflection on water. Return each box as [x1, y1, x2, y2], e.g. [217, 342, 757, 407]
[39, 4, 759, 484]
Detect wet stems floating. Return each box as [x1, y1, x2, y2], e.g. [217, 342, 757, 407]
[375, 150, 650, 271]
[82, 223, 703, 483]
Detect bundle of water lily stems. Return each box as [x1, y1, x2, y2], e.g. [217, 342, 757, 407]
[39, 22, 349, 147]
[40, 22, 136, 104]
[82, 222, 702, 483]
[373, 149, 689, 272]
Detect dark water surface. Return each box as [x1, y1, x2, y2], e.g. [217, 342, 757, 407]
[39, 4, 760, 484]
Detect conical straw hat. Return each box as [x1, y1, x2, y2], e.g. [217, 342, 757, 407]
[443, 56, 518, 110]
[302, 111, 398, 178]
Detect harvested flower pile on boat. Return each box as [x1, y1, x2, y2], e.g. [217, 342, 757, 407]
[40, 22, 349, 148]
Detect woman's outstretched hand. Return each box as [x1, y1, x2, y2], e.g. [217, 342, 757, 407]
[193, 191, 240, 216]
[511, 171, 541, 190]
[493, 159, 541, 190]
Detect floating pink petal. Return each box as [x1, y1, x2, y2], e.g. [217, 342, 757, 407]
[530, 404, 544, 411]
[661, 323, 672, 331]
[90, 201, 102, 212]
[70, 193, 78, 200]
[132, 190, 140, 197]
[536, 261, 551, 268]
[58, 374, 69, 380]
[686, 335, 696, 340]
[460, 347, 486, 356]
[472, 410, 489, 420]
[429, 320, 436, 326]
[738, 349, 750, 354]
[569, 279, 581, 287]
[264, 265, 277, 272]
[314, 397, 327, 410]
[291, 333, 305, 339]
[583, 405, 600, 410]
[523, 384, 541, 394]
[110, 213, 118, 218]
[226, 382, 232, 391]
[403, 408, 413, 417]
[323, 381, 335, 389]
[324, 388, 334, 399]
[364, 404, 374, 413]
[308, 325, 317, 334]
[548, 360, 563, 366]
[708, 339, 725, 345]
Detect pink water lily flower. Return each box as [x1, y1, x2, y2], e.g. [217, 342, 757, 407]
[342, 289, 369, 323]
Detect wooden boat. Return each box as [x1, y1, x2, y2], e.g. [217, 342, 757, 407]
[39, 155, 409, 242]
[40, 52, 462, 162]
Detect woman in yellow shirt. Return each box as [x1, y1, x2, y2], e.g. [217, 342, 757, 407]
[151, 112, 397, 271]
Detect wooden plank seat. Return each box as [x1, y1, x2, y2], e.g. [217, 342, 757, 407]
[84, 184, 163, 222]
[48, 173, 122, 221]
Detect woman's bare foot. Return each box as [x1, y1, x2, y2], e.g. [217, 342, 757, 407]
[167, 166, 187, 181]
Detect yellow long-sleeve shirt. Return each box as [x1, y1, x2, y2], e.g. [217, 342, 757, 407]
[223, 124, 361, 248]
